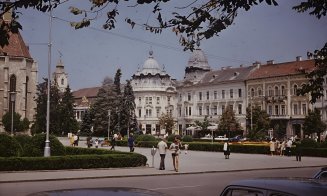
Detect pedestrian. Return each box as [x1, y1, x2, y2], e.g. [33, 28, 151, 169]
[169, 137, 181, 172]
[286, 138, 293, 156]
[280, 140, 286, 156]
[94, 138, 99, 148]
[269, 138, 276, 156]
[73, 134, 78, 146]
[128, 133, 135, 152]
[294, 138, 302, 161]
[157, 138, 168, 170]
[223, 141, 230, 159]
[86, 135, 92, 148]
[70, 134, 75, 146]
[184, 143, 189, 154]
[110, 133, 118, 150]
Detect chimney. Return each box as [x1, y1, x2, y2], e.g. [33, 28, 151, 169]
[253, 61, 261, 68]
[296, 56, 302, 61]
[267, 60, 274, 65]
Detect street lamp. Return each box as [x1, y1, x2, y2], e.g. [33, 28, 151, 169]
[108, 110, 111, 140]
[10, 92, 16, 136]
[44, 8, 53, 157]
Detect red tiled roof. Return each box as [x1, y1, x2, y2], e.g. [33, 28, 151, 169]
[248, 60, 315, 79]
[72, 87, 101, 99]
[0, 32, 32, 58]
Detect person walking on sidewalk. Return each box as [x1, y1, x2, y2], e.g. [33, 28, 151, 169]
[223, 141, 230, 159]
[269, 138, 276, 156]
[294, 138, 302, 161]
[110, 133, 118, 150]
[128, 133, 135, 152]
[157, 138, 168, 170]
[169, 137, 181, 172]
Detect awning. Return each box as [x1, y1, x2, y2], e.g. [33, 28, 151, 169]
[186, 126, 202, 131]
[207, 125, 218, 131]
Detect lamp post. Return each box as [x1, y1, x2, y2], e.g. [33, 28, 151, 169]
[250, 96, 253, 131]
[108, 110, 111, 140]
[44, 8, 53, 157]
[10, 92, 16, 136]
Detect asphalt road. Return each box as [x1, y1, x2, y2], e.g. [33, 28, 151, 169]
[0, 167, 320, 196]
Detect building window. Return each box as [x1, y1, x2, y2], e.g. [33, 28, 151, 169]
[281, 86, 285, 96]
[230, 89, 233, 99]
[212, 106, 217, 115]
[9, 75, 16, 114]
[156, 108, 160, 117]
[146, 109, 152, 117]
[268, 86, 273, 96]
[178, 107, 182, 117]
[139, 97, 141, 104]
[238, 104, 242, 114]
[189, 107, 192, 116]
[293, 104, 298, 115]
[229, 105, 233, 111]
[206, 106, 210, 115]
[222, 90, 225, 99]
[302, 104, 307, 115]
[138, 109, 142, 117]
[25, 76, 29, 116]
[293, 84, 298, 95]
[179, 93, 182, 101]
[258, 89, 262, 96]
[275, 105, 279, 115]
[149, 97, 152, 104]
[275, 86, 279, 96]
[199, 92, 202, 101]
[167, 96, 171, 104]
[61, 78, 64, 85]
[214, 91, 217, 99]
[251, 88, 255, 97]
[268, 105, 272, 115]
[199, 106, 202, 116]
[206, 91, 210, 100]
[281, 105, 286, 115]
[188, 93, 191, 101]
[222, 105, 225, 114]
[157, 97, 160, 104]
[145, 97, 149, 104]
[238, 89, 242, 98]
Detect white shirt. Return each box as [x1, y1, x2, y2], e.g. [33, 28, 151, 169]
[157, 141, 168, 154]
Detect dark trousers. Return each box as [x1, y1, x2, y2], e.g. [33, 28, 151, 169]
[285, 147, 291, 156]
[296, 151, 302, 161]
[159, 154, 166, 170]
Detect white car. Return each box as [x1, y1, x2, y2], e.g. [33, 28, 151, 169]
[215, 136, 228, 141]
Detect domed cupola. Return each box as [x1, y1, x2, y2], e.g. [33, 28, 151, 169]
[140, 50, 161, 75]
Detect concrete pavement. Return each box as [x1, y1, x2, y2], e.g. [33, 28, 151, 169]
[0, 139, 326, 183]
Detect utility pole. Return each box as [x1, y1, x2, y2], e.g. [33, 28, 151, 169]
[108, 110, 111, 139]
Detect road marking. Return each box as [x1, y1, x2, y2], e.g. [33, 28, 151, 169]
[149, 185, 203, 190]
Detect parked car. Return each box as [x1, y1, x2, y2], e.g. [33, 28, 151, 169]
[229, 135, 243, 142]
[219, 177, 327, 196]
[200, 135, 214, 140]
[215, 136, 229, 141]
[313, 167, 327, 180]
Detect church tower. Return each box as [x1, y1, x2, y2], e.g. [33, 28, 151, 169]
[52, 58, 68, 93]
[184, 47, 211, 83]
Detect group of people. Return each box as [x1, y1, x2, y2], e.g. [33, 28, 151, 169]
[157, 136, 184, 172]
[269, 137, 302, 161]
[69, 133, 79, 147]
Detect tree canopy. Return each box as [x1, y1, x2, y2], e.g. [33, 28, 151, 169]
[302, 108, 326, 141]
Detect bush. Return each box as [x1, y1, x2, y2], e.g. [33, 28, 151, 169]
[167, 134, 176, 142]
[135, 134, 156, 142]
[0, 134, 22, 157]
[182, 135, 193, 142]
[301, 138, 318, 148]
[14, 135, 32, 156]
[24, 134, 65, 157]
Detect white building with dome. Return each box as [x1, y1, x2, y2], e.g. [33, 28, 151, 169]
[131, 50, 177, 134]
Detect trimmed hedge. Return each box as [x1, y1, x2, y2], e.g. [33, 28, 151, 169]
[14, 134, 32, 156]
[23, 134, 65, 157]
[0, 134, 22, 157]
[0, 153, 147, 171]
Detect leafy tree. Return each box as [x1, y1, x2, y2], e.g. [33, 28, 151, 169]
[0, 0, 282, 50]
[59, 85, 79, 135]
[33, 79, 48, 134]
[194, 115, 211, 136]
[112, 69, 122, 134]
[218, 107, 241, 137]
[158, 113, 174, 134]
[1, 112, 28, 133]
[80, 110, 94, 136]
[246, 105, 270, 139]
[120, 80, 137, 136]
[303, 108, 326, 141]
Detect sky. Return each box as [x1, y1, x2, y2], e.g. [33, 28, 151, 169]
[18, 0, 327, 91]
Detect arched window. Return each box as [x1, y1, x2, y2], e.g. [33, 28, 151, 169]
[268, 86, 273, 96]
[61, 78, 64, 85]
[293, 84, 298, 95]
[251, 88, 255, 97]
[275, 86, 279, 96]
[258, 88, 262, 96]
[25, 76, 29, 116]
[9, 75, 16, 113]
[281, 86, 285, 96]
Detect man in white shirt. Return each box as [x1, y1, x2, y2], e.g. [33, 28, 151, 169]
[157, 138, 168, 170]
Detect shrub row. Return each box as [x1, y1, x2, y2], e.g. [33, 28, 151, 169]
[0, 153, 147, 171]
[118, 140, 327, 157]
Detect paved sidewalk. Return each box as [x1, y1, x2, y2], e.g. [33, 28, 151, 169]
[0, 139, 326, 183]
